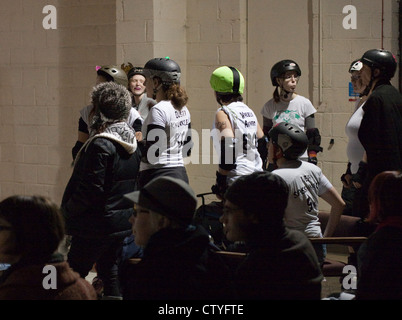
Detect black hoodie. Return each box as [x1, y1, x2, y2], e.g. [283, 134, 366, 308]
[121, 224, 236, 300]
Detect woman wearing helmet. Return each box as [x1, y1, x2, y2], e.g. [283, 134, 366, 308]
[352, 49, 402, 220]
[268, 122, 345, 265]
[137, 57, 192, 188]
[209, 66, 265, 199]
[261, 60, 322, 167]
[340, 59, 369, 215]
[124, 65, 156, 121]
[71, 65, 143, 160]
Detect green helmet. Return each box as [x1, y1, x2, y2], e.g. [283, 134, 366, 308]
[97, 65, 128, 87]
[210, 66, 245, 94]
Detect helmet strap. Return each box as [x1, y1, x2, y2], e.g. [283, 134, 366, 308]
[228, 66, 240, 94]
[279, 86, 292, 100]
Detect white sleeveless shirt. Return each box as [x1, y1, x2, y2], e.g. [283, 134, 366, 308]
[211, 101, 263, 185]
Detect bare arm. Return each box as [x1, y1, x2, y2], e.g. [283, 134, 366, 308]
[215, 110, 234, 138]
[256, 122, 264, 139]
[319, 187, 346, 237]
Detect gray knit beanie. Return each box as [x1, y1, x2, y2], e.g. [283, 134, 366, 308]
[90, 82, 132, 130]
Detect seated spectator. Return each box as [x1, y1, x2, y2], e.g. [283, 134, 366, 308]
[0, 195, 96, 300]
[356, 170, 402, 300]
[121, 176, 236, 300]
[268, 122, 345, 265]
[221, 171, 323, 300]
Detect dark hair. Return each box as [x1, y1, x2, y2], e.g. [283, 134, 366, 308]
[0, 195, 65, 260]
[215, 92, 243, 105]
[225, 172, 289, 228]
[368, 171, 402, 223]
[166, 83, 188, 110]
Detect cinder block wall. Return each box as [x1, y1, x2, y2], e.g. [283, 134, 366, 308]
[0, 0, 399, 211]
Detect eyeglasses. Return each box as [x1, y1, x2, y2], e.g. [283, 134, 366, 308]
[132, 205, 150, 218]
[0, 226, 12, 232]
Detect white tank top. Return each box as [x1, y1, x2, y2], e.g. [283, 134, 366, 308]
[211, 102, 263, 185]
[345, 100, 366, 174]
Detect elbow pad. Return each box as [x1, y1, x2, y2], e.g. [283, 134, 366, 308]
[306, 128, 323, 153]
[257, 135, 269, 162]
[219, 137, 237, 171]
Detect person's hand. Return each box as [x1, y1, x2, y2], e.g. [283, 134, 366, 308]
[211, 171, 228, 200]
[308, 156, 318, 165]
[351, 161, 367, 189]
[341, 173, 352, 188]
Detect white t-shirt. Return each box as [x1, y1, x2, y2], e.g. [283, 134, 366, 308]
[345, 100, 366, 174]
[211, 102, 263, 185]
[140, 100, 191, 171]
[273, 160, 333, 238]
[261, 95, 316, 160]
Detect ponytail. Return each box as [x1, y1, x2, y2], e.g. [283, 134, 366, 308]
[166, 84, 188, 110]
[273, 87, 280, 103]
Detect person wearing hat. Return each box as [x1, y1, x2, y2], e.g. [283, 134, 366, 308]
[137, 57, 193, 188]
[209, 66, 266, 199]
[121, 176, 235, 300]
[352, 49, 402, 221]
[268, 122, 345, 266]
[72, 65, 143, 160]
[61, 81, 141, 299]
[261, 60, 322, 167]
[126, 65, 156, 121]
[340, 59, 370, 216]
[220, 171, 323, 300]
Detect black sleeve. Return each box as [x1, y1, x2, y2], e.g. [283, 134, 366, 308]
[78, 117, 89, 134]
[132, 119, 143, 132]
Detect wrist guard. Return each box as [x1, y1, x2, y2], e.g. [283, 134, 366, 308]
[211, 171, 228, 198]
[219, 137, 237, 171]
[351, 161, 368, 185]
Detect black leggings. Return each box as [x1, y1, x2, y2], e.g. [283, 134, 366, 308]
[138, 166, 189, 188]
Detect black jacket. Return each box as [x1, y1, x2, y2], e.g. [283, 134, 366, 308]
[235, 227, 323, 300]
[121, 225, 236, 300]
[61, 130, 140, 239]
[356, 80, 402, 218]
[358, 80, 402, 178]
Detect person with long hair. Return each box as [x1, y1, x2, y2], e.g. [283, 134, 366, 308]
[261, 60, 322, 167]
[356, 170, 402, 300]
[137, 57, 193, 188]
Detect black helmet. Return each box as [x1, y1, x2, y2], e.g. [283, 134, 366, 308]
[270, 60, 301, 86]
[360, 49, 397, 80]
[143, 57, 181, 85]
[97, 65, 128, 87]
[127, 67, 145, 80]
[268, 122, 308, 160]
